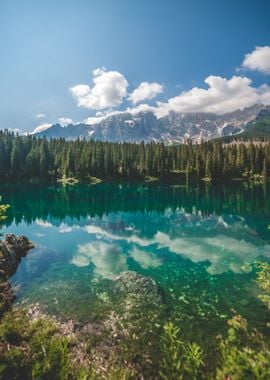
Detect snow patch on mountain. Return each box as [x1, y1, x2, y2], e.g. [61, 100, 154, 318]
[33, 104, 269, 143]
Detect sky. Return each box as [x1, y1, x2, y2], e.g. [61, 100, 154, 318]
[0, 0, 270, 133]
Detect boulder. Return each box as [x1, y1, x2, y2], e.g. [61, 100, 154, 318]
[0, 234, 34, 315]
[0, 234, 34, 278]
[104, 271, 165, 338]
[113, 271, 163, 305]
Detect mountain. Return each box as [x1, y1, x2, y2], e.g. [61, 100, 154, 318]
[34, 104, 268, 143]
[220, 107, 270, 142]
[236, 112, 270, 139]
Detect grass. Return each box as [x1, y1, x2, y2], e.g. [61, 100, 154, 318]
[0, 308, 75, 380]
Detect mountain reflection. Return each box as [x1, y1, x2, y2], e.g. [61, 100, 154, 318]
[2, 182, 270, 277]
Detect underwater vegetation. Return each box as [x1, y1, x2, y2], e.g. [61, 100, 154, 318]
[0, 263, 270, 380]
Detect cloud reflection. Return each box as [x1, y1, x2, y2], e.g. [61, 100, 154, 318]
[130, 247, 162, 269]
[68, 207, 270, 276]
[71, 241, 127, 279]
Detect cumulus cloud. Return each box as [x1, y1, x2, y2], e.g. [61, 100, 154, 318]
[128, 82, 163, 104]
[84, 110, 121, 125]
[69, 47, 270, 123]
[35, 113, 46, 119]
[155, 75, 270, 116]
[126, 103, 156, 114]
[81, 75, 270, 121]
[30, 123, 52, 135]
[242, 46, 270, 74]
[83, 103, 156, 125]
[58, 117, 73, 126]
[70, 67, 129, 110]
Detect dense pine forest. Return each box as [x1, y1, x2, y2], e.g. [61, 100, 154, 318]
[0, 130, 269, 182]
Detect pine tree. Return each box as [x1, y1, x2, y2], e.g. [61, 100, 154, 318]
[205, 152, 213, 179]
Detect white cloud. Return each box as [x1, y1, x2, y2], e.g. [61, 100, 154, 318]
[155, 75, 270, 116]
[257, 84, 270, 105]
[84, 110, 120, 125]
[58, 117, 73, 126]
[35, 113, 46, 119]
[82, 75, 270, 121]
[71, 242, 127, 279]
[128, 82, 163, 104]
[127, 103, 156, 114]
[83, 104, 155, 125]
[30, 123, 52, 135]
[69, 48, 270, 123]
[242, 46, 270, 74]
[70, 67, 129, 110]
[84, 116, 105, 125]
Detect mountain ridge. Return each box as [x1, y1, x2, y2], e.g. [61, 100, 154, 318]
[34, 104, 269, 143]
[220, 107, 270, 142]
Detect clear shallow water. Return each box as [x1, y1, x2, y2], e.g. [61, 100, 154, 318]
[1, 182, 270, 339]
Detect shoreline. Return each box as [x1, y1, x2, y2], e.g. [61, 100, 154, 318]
[0, 234, 34, 316]
[0, 175, 269, 186]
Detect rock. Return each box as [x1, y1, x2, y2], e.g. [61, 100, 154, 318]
[0, 281, 15, 303]
[0, 234, 34, 277]
[72, 272, 165, 375]
[113, 271, 163, 305]
[0, 234, 34, 315]
[103, 271, 165, 339]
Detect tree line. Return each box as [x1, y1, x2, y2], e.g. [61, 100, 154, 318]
[0, 130, 269, 181]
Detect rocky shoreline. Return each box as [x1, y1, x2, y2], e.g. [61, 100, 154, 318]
[0, 256, 166, 379]
[0, 234, 34, 315]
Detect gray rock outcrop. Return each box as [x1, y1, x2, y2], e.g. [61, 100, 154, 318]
[0, 234, 34, 315]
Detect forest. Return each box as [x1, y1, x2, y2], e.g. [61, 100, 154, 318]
[0, 130, 269, 182]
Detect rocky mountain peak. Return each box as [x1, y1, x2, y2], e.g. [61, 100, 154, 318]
[34, 104, 268, 143]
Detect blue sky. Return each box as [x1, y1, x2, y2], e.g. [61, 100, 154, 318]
[0, 0, 269, 132]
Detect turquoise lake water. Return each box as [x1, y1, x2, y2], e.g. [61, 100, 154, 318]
[1, 182, 270, 341]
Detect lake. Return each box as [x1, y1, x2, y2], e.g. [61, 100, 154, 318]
[1, 182, 270, 346]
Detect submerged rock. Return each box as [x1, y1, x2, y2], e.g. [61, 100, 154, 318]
[73, 271, 166, 376]
[99, 271, 165, 346]
[0, 234, 34, 315]
[113, 270, 164, 305]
